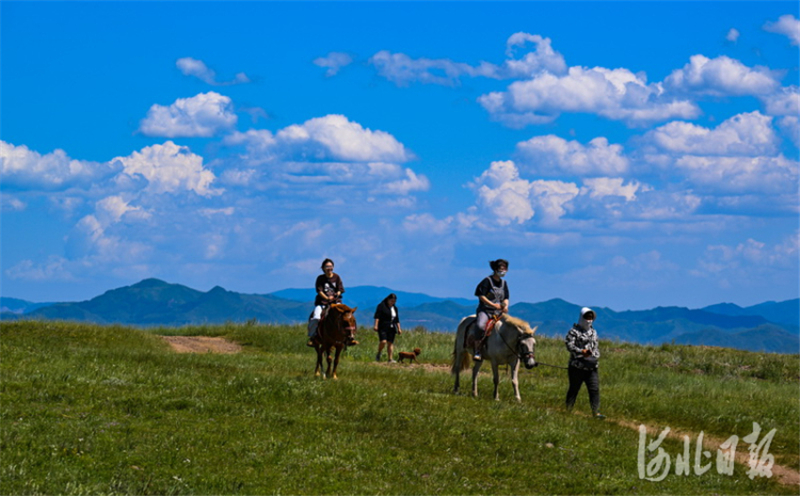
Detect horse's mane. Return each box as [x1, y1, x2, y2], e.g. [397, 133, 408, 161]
[330, 303, 354, 313]
[502, 314, 535, 335]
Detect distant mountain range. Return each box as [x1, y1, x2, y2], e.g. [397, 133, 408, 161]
[2, 278, 798, 354]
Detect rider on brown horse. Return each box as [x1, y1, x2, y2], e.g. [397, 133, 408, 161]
[307, 258, 358, 347]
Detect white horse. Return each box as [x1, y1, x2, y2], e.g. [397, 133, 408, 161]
[452, 314, 538, 402]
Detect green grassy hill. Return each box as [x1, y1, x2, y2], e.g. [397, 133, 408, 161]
[1, 321, 797, 495]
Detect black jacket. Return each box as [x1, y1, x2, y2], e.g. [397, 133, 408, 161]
[373, 300, 400, 332]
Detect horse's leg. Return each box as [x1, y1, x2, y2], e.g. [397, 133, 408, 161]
[453, 324, 465, 394]
[471, 361, 482, 398]
[325, 347, 333, 379]
[491, 360, 502, 401]
[331, 345, 342, 380]
[511, 359, 521, 402]
[315, 345, 323, 377]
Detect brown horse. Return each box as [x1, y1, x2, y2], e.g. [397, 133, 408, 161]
[313, 303, 358, 379]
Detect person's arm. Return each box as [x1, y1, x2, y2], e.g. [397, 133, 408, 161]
[501, 299, 509, 313]
[478, 295, 502, 310]
[565, 328, 583, 355]
[373, 318, 379, 331]
[591, 330, 600, 358]
[395, 308, 401, 334]
[315, 276, 329, 302]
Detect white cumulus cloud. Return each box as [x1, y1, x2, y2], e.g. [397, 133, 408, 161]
[368, 33, 566, 87]
[480, 66, 700, 127]
[663, 55, 779, 97]
[641, 111, 779, 156]
[698, 233, 800, 278]
[760, 86, 800, 117]
[228, 114, 412, 163]
[763, 14, 800, 46]
[138, 92, 238, 138]
[502, 33, 568, 77]
[5, 256, 74, 281]
[1, 195, 26, 212]
[0, 141, 118, 190]
[726, 28, 740, 43]
[581, 178, 648, 202]
[176, 57, 250, 85]
[529, 179, 580, 222]
[313, 52, 354, 77]
[471, 160, 581, 224]
[515, 135, 629, 176]
[222, 115, 426, 200]
[382, 168, 430, 195]
[112, 141, 221, 196]
[473, 160, 536, 225]
[369, 50, 500, 87]
[673, 155, 798, 194]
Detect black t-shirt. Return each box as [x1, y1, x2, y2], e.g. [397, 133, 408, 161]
[474, 276, 509, 312]
[314, 273, 344, 306]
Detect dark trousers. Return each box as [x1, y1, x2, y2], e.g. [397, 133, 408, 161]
[566, 366, 600, 414]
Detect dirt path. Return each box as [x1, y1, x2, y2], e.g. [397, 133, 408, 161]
[161, 336, 242, 354]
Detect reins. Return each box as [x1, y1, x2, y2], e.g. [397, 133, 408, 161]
[534, 361, 569, 370]
[495, 323, 569, 370]
[497, 322, 535, 362]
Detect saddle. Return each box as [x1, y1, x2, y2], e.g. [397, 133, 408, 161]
[464, 314, 501, 349]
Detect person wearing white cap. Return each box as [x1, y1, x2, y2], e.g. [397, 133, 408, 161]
[565, 307, 604, 419]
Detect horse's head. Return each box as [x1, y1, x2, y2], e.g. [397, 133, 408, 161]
[502, 315, 537, 369]
[330, 303, 358, 334]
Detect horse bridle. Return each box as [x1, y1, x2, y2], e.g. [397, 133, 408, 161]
[328, 307, 356, 342]
[516, 334, 536, 363]
[498, 325, 536, 363]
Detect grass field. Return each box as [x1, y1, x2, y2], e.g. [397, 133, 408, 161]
[1, 320, 798, 495]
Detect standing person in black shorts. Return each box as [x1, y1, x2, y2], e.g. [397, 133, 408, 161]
[373, 293, 402, 363]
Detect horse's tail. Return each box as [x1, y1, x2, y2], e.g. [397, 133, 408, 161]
[451, 316, 474, 375]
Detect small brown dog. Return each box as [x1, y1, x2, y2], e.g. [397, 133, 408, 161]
[398, 348, 422, 363]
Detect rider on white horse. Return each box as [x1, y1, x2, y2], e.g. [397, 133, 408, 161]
[471, 259, 509, 361]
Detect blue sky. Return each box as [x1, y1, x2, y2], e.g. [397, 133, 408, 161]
[2, 1, 798, 310]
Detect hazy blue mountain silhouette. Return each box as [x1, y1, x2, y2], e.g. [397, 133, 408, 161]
[4, 278, 798, 353]
[0, 297, 55, 314]
[674, 325, 798, 354]
[702, 299, 799, 327]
